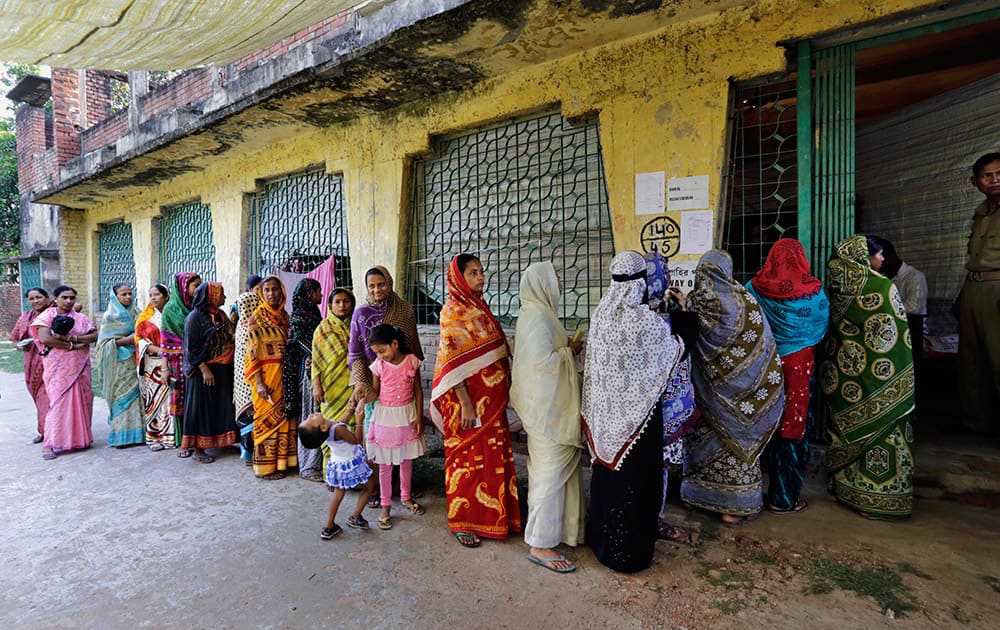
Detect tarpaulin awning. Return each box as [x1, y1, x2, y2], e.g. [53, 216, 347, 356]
[0, 0, 372, 70]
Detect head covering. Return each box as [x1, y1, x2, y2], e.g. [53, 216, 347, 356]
[348, 266, 423, 387]
[191, 281, 226, 314]
[183, 281, 234, 375]
[97, 285, 139, 362]
[826, 234, 875, 320]
[750, 238, 823, 300]
[687, 249, 784, 464]
[745, 239, 829, 356]
[253, 275, 288, 322]
[162, 272, 199, 336]
[582, 251, 682, 470]
[232, 289, 262, 415]
[283, 278, 323, 421]
[509, 261, 581, 446]
[312, 289, 357, 421]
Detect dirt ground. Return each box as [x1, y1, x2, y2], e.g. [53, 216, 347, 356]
[0, 356, 998, 629]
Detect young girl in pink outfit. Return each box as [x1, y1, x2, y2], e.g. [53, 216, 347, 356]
[366, 324, 426, 530]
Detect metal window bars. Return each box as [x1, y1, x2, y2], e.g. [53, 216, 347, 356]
[18, 258, 42, 311]
[97, 220, 137, 310]
[158, 201, 217, 284]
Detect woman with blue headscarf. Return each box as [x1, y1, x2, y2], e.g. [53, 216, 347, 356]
[97, 283, 145, 447]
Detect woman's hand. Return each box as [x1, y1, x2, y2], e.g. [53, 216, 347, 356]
[200, 364, 215, 386]
[312, 383, 325, 404]
[460, 402, 478, 430]
[668, 287, 687, 311]
[350, 384, 369, 404]
[256, 382, 271, 401]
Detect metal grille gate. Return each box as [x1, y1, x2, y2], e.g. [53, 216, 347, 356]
[18, 258, 42, 311]
[158, 201, 216, 283]
[97, 221, 136, 310]
[407, 112, 615, 327]
[247, 169, 352, 287]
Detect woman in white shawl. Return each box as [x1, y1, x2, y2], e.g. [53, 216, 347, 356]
[582, 251, 684, 573]
[511, 262, 584, 574]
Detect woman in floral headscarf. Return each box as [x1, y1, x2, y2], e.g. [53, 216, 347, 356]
[431, 254, 520, 549]
[283, 278, 325, 481]
[820, 235, 914, 520]
[746, 238, 829, 514]
[246, 276, 292, 479]
[683, 250, 785, 526]
[161, 272, 202, 456]
[180, 282, 237, 462]
[232, 286, 261, 463]
[582, 251, 683, 572]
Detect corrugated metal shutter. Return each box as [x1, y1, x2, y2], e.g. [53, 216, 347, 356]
[158, 201, 216, 283]
[97, 220, 137, 310]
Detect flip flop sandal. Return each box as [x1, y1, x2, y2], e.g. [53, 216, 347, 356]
[320, 525, 342, 540]
[150, 443, 166, 452]
[303, 471, 325, 483]
[32, 435, 44, 444]
[176, 448, 194, 458]
[766, 499, 809, 514]
[722, 512, 760, 528]
[194, 454, 215, 464]
[657, 524, 688, 542]
[366, 496, 381, 509]
[41, 449, 57, 460]
[402, 501, 426, 516]
[527, 553, 576, 573]
[453, 532, 480, 548]
[262, 472, 286, 480]
[377, 516, 393, 530]
[347, 515, 369, 530]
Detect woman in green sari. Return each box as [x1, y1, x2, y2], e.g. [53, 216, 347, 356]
[311, 289, 356, 427]
[820, 235, 915, 519]
[96, 284, 144, 447]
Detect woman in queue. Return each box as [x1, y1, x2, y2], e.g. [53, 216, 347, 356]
[283, 278, 325, 482]
[135, 284, 175, 450]
[233, 281, 262, 464]
[311, 289, 357, 429]
[9, 287, 52, 444]
[32, 285, 98, 460]
[162, 272, 202, 456]
[97, 284, 145, 448]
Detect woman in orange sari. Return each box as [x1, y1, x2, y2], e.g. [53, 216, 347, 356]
[431, 254, 521, 548]
[245, 276, 294, 479]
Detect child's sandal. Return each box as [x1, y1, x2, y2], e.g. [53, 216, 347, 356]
[320, 525, 342, 540]
[346, 514, 369, 530]
[402, 501, 425, 516]
[377, 516, 392, 530]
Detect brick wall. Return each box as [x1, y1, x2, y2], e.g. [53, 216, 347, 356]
[84, 70, 112, 126]
[14, 105, 48, 196]
[0, 285, 21, 337]
[142, 68, 212, 119]
[51, 69, 81, 169]
[58, 210, 89, 310]
[233, 11, 352, 72]
[81, 112, 128, 153]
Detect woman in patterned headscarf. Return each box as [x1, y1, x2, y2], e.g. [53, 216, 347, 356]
[582, 251, 683, 572]
[683, 250, 785, 526]
[135, 284, 174, 450]
[746, 238, 829, 514]
[180, 282, 238, 463]
[161, 272, 202, 456]
[232, 286, 261, 464]
[311, 289, 356, 427]
[96, 284, 144, 447]
[431, 254, 520, 549]
[283, 278, 325, 481]
[246, 276, 292, 479]
[820, 235, 914, 520]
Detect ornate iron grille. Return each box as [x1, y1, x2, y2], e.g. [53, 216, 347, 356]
[407, 112, 614, 327]
[97, 220, 137, 310]
[19, 258, 42, 311]
[723, 81, 799, 285]
[158, 201, 216, 284]
[247, 169, 352, 287]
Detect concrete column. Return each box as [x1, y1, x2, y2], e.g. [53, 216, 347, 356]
[131, 212, 157, 308]
[203, 192, 249, 310]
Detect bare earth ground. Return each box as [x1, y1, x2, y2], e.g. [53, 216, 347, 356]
[0, 344, 997, 629]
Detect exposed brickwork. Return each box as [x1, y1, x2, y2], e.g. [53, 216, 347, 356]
[14, 105, 49, 196]
[142, 68, 212, 119]
[81, 112, 128, 154]
[0, 284, 22, 337]
[50, 69, 81, 169]
[58, 210, 89, 309]
[84, 70, 113, 126]
[233, 11, 352, 72]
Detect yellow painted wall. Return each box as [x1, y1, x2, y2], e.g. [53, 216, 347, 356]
[65, 0, 944, 311]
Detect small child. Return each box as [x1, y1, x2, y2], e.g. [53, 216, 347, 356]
[299, 410, 375, 539]
[366, 324, 427, 530]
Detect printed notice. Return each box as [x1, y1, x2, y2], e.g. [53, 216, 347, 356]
[635, 171, 665, 215]
[679, 209, 714, 254]
[667, 175, 709, 211]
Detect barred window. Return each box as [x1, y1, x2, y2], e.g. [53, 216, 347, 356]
[247, 169, 352, 288]
[18, 258, 42, 311]
[406, 112, 614, 328]
[97, 220, 136, 310]
[158, 201, 217, 283]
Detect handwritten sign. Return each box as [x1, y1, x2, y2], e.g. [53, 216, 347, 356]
[640, 216, 680, 257]
[635, 171, 665, 215]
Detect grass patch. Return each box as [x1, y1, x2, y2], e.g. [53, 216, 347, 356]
[0, 340, 25, 374]
[752, 551, 777, 565]
[697, 562, 753, 591]
[980, 575, 1000, 593]
[896, 562, 933, 580]
[711, 599, 742, 615]
[809, 559, 918, 616]
[951, 605, 971, 624]
[411, 457, 446, 495]
[689, 518, 721, 557]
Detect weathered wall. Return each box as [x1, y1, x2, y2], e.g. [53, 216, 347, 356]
[66, 0, 947, 311]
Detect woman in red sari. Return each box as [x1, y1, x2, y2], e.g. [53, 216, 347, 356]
[9, 287, 52, 444]
[431, 254, 521, 548]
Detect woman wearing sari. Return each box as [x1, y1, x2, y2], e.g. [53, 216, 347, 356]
[283, 278, 325, 481]
[96, 284, 145, 447]
[9, 287, 52, 444]
[311, 289, 356, 426]
[820, 235, 915, 520]
[431, 254, 521, 548]
[582, 251, 682, 572]
[233, 287, 261, 464]
[32, 285, 98, 460]
[181, 282, 238, 463]
[683, 250, 785, 526]
[246, 276, 293, 480]
[161, 272, 202, 456]
[135, 284, 175, 450]
[510, 261, 584, 573]
[746, 238, 829, 514]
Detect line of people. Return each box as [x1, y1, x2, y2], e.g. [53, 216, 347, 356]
[9, 237, 915, 574]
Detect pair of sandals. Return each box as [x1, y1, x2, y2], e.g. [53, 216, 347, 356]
[320, 514, 372, 539]
[177, 449, 214, 463]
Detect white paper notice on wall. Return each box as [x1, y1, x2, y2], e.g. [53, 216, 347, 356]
[635, 171, 665, 215]
[667, 175, 709, 211]
[679, 209, 714, 254]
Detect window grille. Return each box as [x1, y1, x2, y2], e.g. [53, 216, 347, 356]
[18, 258, 42, 311]
[158, 201, 216, 284]
[97, 221, 136, 310]
[247, 169, 352, 288]
[723, 81, 799, 285]
[407, 112, 614, 328]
